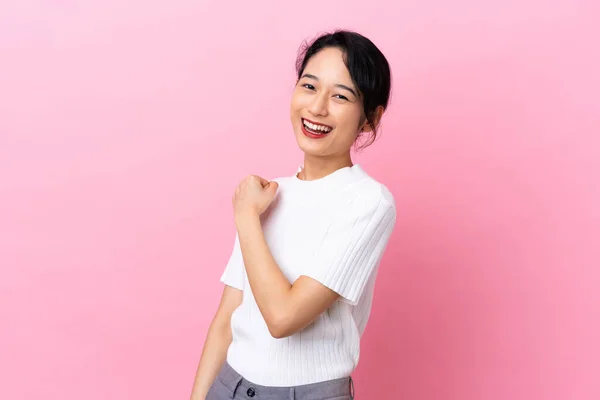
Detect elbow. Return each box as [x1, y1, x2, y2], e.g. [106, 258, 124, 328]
[266, 315, 294, 339]
[268, 327, 288, 339]
[209, 314, 233, 340]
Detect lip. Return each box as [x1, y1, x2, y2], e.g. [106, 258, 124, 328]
[301, 119, 330, 139]
[302, 118, 333, 130]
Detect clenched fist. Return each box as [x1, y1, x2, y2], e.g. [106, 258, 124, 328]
[232, 175, 279, 223]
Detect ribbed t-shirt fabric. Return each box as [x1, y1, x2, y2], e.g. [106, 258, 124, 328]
[220, 164, 396, 386]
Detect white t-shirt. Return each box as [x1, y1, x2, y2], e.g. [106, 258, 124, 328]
[220, 164, 396, 386]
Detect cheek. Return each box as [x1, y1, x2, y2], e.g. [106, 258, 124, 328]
[291, 89, 314, 110]
[290, 97, 300, 112]
[290, 95, 299, 118]
[334, 107, 362, 131]
[290, 89, 303, 106]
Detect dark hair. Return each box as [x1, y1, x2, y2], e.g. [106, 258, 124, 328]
[295, 29, 392, 149]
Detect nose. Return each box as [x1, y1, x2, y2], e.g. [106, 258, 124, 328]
[308, 92, 328, 117]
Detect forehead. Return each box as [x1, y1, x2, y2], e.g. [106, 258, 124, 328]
[303, 47, 353, 85]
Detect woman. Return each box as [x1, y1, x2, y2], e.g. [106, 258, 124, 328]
[191, 29, 396, 400]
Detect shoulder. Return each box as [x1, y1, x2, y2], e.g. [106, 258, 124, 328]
[270, 176, 296, 195]
[271, 176, 293, 185]
[347, 167, 396, 209]
[339, 176, 396, 222]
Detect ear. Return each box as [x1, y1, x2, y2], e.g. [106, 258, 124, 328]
[360, 106, 385, 132]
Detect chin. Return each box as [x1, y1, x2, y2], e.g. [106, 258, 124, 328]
[294, 130, 326, 156]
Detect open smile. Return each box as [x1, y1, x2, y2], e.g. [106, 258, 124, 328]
[301, 118, 333, 138]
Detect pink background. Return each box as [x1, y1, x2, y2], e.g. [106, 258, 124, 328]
[1, 1, 599, 399]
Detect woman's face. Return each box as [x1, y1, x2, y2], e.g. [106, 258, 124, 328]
[290, 47, 366, 158]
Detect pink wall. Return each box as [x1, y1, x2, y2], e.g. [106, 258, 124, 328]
[1, 1, 598, 399]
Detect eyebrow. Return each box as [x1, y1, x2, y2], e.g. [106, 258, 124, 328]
[301, 73, 357, 97]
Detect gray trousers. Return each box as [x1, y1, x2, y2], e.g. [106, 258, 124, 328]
[206, 362, 355, 400]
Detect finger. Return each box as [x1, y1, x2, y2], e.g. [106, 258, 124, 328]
[253, 175, 270, 188]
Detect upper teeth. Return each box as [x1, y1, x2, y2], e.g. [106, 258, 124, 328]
[303, 119, 332, 133]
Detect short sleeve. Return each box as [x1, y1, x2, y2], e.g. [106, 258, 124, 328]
[220, 233, 245, 291]
[303, 185, 396, 305]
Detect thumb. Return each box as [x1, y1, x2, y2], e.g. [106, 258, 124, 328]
[265, 181, 279, 197]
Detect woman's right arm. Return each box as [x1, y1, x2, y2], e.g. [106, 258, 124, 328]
[190, 285, 243, 400]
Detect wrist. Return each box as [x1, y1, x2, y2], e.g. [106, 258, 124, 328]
[234, 210, 260, 228]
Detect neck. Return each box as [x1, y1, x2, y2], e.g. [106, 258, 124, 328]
[298, 153, 353, 181]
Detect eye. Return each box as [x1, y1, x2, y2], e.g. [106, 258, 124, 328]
[301, 83, 316, 90]
[334, 94, 349, 101]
